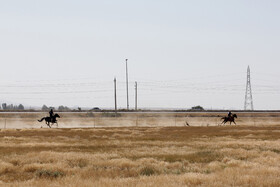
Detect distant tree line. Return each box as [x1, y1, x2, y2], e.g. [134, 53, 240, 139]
[1, 103, 24, 110]
[42, 105, 71, 111]
[58, 105, 70, 111]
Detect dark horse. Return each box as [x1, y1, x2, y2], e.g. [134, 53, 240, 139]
[38, 113, 60, 128]
[221, 114, 237, 125]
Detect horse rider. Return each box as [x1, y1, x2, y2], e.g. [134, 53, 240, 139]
[49, 109, 54, 122]
[228, 111, 232, 118]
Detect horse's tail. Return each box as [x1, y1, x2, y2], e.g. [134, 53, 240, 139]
[38, 117, 45, 122]
[221, 117, 226, 120]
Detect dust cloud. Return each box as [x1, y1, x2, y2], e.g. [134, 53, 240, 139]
[0, 112, 279, 129]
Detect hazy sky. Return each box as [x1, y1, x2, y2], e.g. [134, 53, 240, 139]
[0, 0, 279, 110]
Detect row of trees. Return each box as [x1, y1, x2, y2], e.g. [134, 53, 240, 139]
[42, 105, 71, 111]
[0, 104, 73, 111]
[1, 103, 24, 110]
[0, 103, 71, 111]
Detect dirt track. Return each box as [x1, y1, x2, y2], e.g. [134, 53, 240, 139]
[0, 112, 279, 129]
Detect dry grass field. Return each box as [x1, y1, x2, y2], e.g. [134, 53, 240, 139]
[0, 112, 279, 186]
[0, 116, 280, 186]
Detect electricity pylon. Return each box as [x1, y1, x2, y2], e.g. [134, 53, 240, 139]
[244, 66, 254, 110]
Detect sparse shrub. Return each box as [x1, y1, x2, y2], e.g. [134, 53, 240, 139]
[186, 151, 222, 163]
[272, 149, 280, 154]
[53, 171, 64, 178]
[78, 160, 88, 168]
[36, 170, 64, 179]
[10, 159, 20, 166]
[160, 151, 222, 163]
[203, 169, 211, 174]
[67, 159, 88, 168]
[163, 155, 181, 163]
[0, 166, 14, 175]
[172, 169, 182, 175]
[101, 112, 121, 117]
[140, 166, 156, 176]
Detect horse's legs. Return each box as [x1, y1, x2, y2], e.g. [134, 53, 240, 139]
[45, 121, 49, 128]
[230, 121, 232, 125]
[50, 122, 58, 128]
[224, 120, 228, 125]
[233, 121, 236, 125]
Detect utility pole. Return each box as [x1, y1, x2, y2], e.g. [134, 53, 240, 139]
[135, 81, 138, 111]
[244, 66, 254, 110]
[114, 77, 117, 117]
[126, 59, 129, 110]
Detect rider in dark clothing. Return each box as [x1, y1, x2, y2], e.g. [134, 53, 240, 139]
[228, 111, 232, 118]
[49, 109, 54, 122]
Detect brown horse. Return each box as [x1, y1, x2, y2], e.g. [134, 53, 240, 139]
[221, 114, 237, 125]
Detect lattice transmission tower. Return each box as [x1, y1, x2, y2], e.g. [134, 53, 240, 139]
[244, 66, 254, 110]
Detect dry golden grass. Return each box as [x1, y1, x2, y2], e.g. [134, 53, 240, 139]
[0, 124, 280, 186]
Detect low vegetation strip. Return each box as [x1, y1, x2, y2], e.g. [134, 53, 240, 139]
[0, 126, 279, 186]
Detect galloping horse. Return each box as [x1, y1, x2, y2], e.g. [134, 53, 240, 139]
[38, 113, 60, 128]
[221, 114, 237, 125]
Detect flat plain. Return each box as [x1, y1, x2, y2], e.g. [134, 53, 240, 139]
[0, 112, 279, 186]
